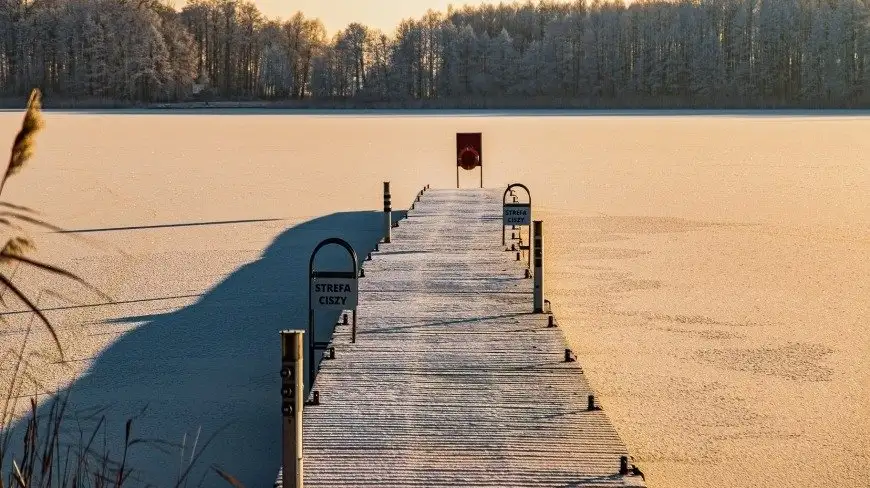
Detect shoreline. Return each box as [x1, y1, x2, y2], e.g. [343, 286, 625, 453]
[7, 98, 870, 115]
[6, 103, 870, 117]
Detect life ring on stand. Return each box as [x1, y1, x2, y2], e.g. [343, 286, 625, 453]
[457, 146, 480, 170]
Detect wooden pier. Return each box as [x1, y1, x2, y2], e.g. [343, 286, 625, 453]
[298, 188, 646, 487]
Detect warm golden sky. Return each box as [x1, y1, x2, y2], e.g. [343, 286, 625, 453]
[173, 1, 494, 35]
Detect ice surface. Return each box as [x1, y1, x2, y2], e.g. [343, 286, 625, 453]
[0, 112, 866, 487]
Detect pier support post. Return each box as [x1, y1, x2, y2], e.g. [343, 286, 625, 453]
[352, 310, 357, 343]
[533, 220, 544, 313]
[280, 330, 304, 488]
[383, 182, 391, 243]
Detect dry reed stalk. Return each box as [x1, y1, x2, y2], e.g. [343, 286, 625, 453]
[212, 466, 246, 488]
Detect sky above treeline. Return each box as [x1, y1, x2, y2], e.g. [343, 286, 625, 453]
[170, 0, 497, 34]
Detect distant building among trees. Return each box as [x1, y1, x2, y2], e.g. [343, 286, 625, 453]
[2, 0, 870, 108]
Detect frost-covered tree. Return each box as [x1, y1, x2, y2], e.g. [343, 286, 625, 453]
[453, 24, 480, 97]
[4, 0, 870, 107]
[259, 21, 292, 97]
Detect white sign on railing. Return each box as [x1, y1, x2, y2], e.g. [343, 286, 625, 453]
[503, 203, 531, 226]
[311, 278, 358, 309]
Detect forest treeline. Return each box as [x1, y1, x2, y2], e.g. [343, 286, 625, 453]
[2, 0, 870, 108]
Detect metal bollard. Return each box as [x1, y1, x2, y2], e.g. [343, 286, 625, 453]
[343, 313, 349, 325]
[564, 349, 573, 362]
[351, 310, 357, 344]
[533, 221, 544, 313]
[516, 252, 521, 261]
[383, 182, 392, 243]
[548, 315, 555, 327]
[587, 394, 595, 411]
[328, 346, 335, 360]
[619, 456, 629, 475]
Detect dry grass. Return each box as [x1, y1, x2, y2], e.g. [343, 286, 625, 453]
[0, 89, 243, 488]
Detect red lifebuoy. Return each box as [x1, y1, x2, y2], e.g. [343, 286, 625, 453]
[458, 146, 480, 170]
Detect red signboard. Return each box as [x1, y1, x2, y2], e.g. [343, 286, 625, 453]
[456, 133, 483, 170]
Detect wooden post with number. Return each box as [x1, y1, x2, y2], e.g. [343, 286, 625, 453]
[280, 330, 304, 488]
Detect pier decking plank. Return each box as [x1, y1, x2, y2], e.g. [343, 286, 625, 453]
[301, 189, 646, 487]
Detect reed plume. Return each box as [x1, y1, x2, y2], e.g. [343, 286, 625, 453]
[0, 89, 44, 197]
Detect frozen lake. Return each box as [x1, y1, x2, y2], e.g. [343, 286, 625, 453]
[0, 111, 867, 487]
